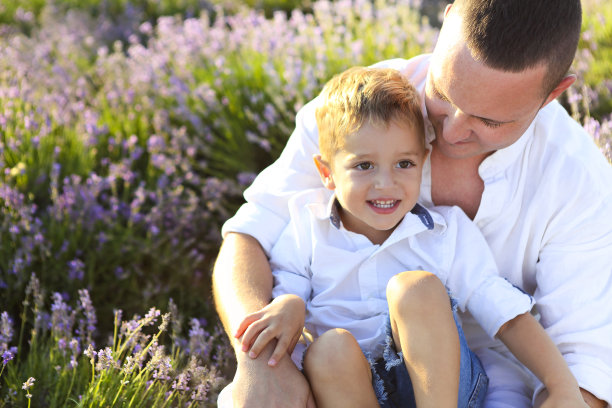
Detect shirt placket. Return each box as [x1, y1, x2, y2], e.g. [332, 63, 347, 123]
[358, 251, 382, 316]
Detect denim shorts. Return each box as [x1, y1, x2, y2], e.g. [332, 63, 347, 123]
[370, 297, 488, 408]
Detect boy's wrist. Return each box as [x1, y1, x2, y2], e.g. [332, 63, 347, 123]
[542, 370, 579, 390]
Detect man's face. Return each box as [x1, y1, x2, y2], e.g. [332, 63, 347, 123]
[424, 10, 549, 160]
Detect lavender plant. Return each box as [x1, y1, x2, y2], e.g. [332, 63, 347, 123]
[0, 274, 231, 407]
[0, 0, 439, 335]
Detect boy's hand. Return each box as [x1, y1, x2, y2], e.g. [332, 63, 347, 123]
[234, 294, 306, 367]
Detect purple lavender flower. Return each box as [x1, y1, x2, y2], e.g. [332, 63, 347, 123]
[2, 348, 15, 365]
[0, 312, 14, 345]
[68, 259, 85, 281]
[172, 372, 190, 392]
[190, 382, 209, 402]
[51, 292, 75, 340]
[95, 347, 117, 371]
[78, 289, 97, 345]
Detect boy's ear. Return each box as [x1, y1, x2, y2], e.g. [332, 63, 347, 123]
[313, 154, 335, 190]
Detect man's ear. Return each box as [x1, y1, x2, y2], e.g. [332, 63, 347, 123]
[313, 154, 335, 190]
[444, 3, 452, 17]
[542, 74, 576, 108]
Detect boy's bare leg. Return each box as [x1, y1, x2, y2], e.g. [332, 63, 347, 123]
[303, 329, 379, 408]
[387, 271, 460, 408]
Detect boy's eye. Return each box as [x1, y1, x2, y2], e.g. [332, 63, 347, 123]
[355, 162, 373, 170]
[397, 160, 415, 169]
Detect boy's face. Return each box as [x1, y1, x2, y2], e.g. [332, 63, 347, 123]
[315, 120, 427, 244]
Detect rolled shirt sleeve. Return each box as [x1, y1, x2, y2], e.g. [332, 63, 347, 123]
[533, 193, 612, 404]
[438, 206, 535, 338]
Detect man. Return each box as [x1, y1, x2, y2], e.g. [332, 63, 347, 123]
[214, 0, 612, 406]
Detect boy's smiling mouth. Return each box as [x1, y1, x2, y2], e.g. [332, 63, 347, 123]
[368, 199, 400, 209]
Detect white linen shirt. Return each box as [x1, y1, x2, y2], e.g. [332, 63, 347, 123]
[222, 55, 612, 404]
[269, 189, 534, 364]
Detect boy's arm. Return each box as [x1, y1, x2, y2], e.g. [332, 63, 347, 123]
[496, 312, 589, 408]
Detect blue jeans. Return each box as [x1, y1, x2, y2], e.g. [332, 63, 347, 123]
[371, 299, 488, 408]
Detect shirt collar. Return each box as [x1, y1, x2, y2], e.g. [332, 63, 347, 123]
[478, 120, 535, 177]
[326, 195, 434, 231]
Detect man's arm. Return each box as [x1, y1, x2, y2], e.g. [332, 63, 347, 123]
[212, 232, 314, 408]
[213, 233, 273, 341]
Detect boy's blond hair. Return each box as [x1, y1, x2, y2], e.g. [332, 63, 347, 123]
[315, 66, 425, 161]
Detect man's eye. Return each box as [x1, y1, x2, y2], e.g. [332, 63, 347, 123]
[482, 119, 502, 129]
[356, 162, 373, 170]
[397, 160, 415, 169]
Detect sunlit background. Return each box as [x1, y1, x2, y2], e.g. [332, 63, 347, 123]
[0, 0, 610, 405]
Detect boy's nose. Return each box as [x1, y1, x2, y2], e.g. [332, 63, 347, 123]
[374, 170, 395, 189]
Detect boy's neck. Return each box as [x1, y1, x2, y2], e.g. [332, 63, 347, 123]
[336, 205, 398, 246]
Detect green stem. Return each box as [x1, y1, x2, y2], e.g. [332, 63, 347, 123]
[63, 366, 77, 407]
[111, 377, 127, 407]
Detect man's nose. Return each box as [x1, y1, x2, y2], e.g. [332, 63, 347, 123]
[443, 109, 471, 143]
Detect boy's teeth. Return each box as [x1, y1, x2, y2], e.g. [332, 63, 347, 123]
[371, 200, 396, 208]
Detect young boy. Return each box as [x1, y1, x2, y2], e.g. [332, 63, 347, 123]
[233, 67, 586, 408]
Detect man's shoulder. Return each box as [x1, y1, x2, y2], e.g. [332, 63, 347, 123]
[282, 188, 334, 233]
[531, 101, 612, 187]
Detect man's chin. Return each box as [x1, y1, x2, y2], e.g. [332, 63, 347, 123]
[436, 142, 483, 160]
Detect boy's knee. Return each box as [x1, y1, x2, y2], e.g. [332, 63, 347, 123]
[386, 270, 448, 313]
[303, 329, 360, 376]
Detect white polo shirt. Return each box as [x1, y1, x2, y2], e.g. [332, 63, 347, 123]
[222, 55, 612, 404]
[270, 189, 534, 364]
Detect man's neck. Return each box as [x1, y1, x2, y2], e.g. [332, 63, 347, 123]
[429, 146, 486, 220]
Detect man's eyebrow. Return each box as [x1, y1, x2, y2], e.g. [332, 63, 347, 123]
[430, 77, 514, 125]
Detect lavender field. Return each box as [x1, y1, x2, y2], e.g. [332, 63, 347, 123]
[0, 0, 610, 406]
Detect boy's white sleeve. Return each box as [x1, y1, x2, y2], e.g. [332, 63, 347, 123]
[440, 206, 535, 338]
[269, 199, 313, 302]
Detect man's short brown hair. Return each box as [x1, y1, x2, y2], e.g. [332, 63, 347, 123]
[453, 0, 582, 97]
[315, 67, 425, 161]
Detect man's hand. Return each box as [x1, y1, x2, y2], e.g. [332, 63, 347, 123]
[232, 340, 316, 408]
[580, 388, 607, 408]
[235, 294, 306, 367]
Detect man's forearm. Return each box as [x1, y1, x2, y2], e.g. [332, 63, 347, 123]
[212, 232, 273, 349]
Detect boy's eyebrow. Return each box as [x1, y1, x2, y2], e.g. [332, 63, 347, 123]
[429, 77, 514, 126]
[348, 150, 423, 159]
